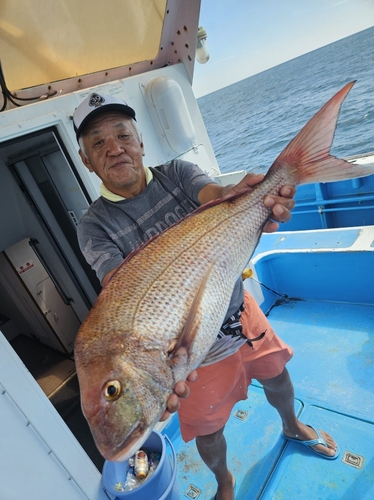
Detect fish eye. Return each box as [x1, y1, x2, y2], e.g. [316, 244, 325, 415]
[103, 380, 122, 401]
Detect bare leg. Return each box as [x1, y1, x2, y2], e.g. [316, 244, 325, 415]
[196, 427, 235, 500]
[258, 368, 337, 457]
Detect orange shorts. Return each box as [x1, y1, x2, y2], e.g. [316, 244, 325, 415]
[178, 291, 293, 442]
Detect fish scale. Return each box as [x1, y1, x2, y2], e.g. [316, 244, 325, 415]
[127, 197, 260, 352]
[75, 81, 374, 462]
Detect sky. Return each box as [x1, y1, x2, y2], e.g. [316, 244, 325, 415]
[192, 0, 374, 97]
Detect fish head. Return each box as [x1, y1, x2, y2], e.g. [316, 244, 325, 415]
[76, 353, 169, 462]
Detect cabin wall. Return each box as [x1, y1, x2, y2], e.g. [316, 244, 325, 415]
[0, 63, 219, 200]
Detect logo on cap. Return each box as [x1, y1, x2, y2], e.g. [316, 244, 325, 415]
[89, 93, 105, 108]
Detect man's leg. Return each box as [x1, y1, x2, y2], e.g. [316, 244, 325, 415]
[196, 427, 235, 500]
[258, 368, 337, 457]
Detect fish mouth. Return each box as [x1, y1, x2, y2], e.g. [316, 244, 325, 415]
[104, 425, 153, 463]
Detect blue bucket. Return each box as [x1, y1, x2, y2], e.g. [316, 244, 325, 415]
[102, 430, 179, 500]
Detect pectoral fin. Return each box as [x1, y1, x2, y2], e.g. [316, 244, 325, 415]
[168, 262, 215, 370]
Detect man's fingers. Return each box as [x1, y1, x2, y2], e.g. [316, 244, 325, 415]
[173, 381, 190, 399]
[187, 370, 198, 383]
[166, 393, 180, 411]
[279, 185, 296, 198]
[262, 185, 296, 233]
[159, 371, 197, 422]
[159, 410, 171, 422]
[263, 220, 279, 233]
[264, 195, 295, 212]
[272, 204, 292, 222]
[243, 173, 265, 187]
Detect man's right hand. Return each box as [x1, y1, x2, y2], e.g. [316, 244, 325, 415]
[159, 370, 198, 422]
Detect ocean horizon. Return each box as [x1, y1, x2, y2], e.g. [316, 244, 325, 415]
[197, 27, 374, 175]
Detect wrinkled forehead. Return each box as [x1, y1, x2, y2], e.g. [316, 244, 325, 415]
[83, 112, 135, 138]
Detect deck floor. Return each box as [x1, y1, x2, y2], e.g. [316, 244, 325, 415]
[269, 299, 374, 420]
[164, 299, 374, 499]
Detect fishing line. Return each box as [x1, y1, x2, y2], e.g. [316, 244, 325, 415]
[252, 277, 288, 298]
[243, 269, 288, 298]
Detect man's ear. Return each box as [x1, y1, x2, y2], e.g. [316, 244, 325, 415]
[79, 150, 94, 172]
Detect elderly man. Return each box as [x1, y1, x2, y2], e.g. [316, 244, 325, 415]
[74, 92, 338, 500]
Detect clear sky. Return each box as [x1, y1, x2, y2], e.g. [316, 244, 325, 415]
[192, 0, 374, 97]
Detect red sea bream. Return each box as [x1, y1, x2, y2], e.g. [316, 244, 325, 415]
[74, 82, 374, 462]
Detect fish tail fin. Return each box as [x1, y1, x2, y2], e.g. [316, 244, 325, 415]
[272, 81, 374, 185]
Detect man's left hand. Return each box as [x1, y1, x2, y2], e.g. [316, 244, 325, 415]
[229, 173, 295, 232]
[263, 185, 296, 232]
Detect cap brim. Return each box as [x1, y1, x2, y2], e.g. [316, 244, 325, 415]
[75, 103, 136, 140]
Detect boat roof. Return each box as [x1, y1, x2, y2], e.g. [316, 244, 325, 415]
[0, 0, 200, 106]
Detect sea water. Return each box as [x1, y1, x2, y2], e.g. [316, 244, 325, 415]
[197, 27, 374, 175]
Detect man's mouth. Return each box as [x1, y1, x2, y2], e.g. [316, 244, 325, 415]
[109, 160, 130, 170]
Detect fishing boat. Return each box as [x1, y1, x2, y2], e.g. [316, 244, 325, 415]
[0, 1, 373, 498]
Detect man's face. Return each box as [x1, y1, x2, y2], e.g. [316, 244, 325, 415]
[79, 112, 145, 197]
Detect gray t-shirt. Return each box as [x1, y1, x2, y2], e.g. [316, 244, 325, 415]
[78, 159, 244, 322]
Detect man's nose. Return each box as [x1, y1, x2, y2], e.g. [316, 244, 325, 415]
[106, 137, 124, 155]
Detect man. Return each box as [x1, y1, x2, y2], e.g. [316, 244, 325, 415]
[74, 92, 338, 500]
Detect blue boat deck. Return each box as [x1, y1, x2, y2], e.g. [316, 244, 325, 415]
[163, 226, 374, 499]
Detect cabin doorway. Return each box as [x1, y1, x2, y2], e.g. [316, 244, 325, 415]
[0, 128, 103, 468]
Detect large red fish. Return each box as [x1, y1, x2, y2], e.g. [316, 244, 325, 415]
[75, 82, 374, 462]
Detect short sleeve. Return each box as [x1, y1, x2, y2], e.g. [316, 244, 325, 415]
[77, 217, 124, 284]
[158, 160, 215, 203]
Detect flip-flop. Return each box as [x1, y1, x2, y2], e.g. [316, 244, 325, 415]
[282, 424, 340, 460]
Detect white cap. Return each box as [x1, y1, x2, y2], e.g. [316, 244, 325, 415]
[73, 92, 136, 140]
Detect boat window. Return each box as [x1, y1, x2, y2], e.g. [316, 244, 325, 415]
[0, 0, 167, 91]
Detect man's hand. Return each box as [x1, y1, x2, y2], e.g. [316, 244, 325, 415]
[263, 184, 296, 232]
[221, 173, 296, 233]
[159, 370, 198, 422]
[198, 173, 296, 233]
